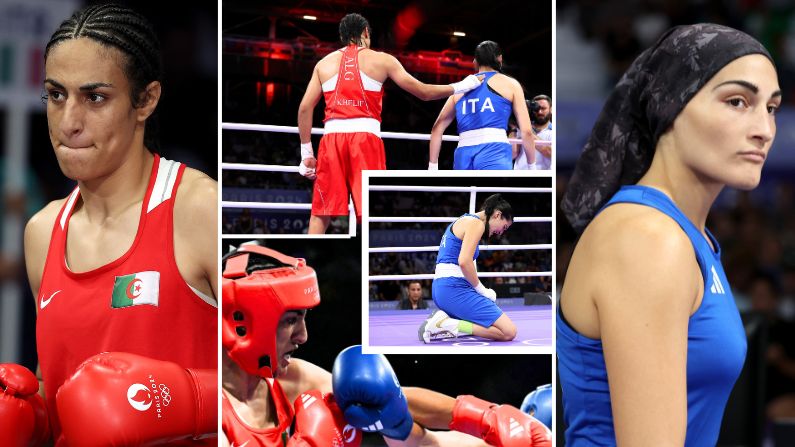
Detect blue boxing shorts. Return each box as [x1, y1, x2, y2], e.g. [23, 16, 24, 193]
[453, 142, 512, 170]
[432, 276, 503, 327]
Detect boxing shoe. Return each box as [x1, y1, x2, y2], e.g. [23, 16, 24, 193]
[418, 310, 459, 344]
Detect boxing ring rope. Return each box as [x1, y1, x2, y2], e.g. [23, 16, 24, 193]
[222, 122, 551, 146]
[221, 150, 355, 234]
[368, 216, 552, 223]
[221, 124, 551, 235]
[369, 272, 552, 281]
[368, 185, 552, 193]
[222, 163, 298, 173]
[222, 202, 311, 210]
[367, 184, 552, 219]
[369, 244, 552, 253]
[367, 245, 552, 281]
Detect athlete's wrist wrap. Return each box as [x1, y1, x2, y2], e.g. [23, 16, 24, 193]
[300, 142, 314, 160]
[450, 74, 482, 95]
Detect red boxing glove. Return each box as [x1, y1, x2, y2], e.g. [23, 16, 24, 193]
[0, 363, 50, 447]
[450, 395, 552, 447]
[288, 390, 361, 447]
[56, 352, 216, 447]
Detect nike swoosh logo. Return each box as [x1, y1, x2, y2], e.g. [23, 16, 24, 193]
[435, 317, 449, 329]
[231, 442, 249, 447]
[40, 290, 61, 310]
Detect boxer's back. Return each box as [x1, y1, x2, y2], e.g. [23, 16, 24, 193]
[316, 47, 389, 85]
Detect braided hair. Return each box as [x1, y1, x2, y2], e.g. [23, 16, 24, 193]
[45, 3, 163, 150]
[480, 193, 513, 240]
[475, 41, 503, 72]
[339, 13, 370, 46]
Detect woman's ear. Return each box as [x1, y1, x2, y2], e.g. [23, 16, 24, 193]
[136, 80, 162, 123]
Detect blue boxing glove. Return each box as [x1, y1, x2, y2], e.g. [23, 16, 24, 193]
[332, 345, 413, 441]
[521, 384, 552, 430]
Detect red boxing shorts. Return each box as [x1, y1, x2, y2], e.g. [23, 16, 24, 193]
[311, 132, 386, 218]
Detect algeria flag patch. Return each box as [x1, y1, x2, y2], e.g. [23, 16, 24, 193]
[111, 271, 160, 308]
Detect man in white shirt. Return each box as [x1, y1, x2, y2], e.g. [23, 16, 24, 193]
[514, 95, 552, 170]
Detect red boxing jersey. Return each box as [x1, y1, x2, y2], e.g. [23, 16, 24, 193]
[36, 154, 217, 441]
[222, 379, 294, 446]
[323, 44, 384, 122]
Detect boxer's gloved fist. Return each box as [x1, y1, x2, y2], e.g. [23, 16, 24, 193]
[28, 393, 49, 446]
[332, 345, 413, 441]
[450, 395, 551, 447]
[56, 352, 217, 447]
[475, 282, 497, 302]
[0, 364, 50, 447]
[521, 384, 552, 430]
[288, 390, 362, 447]
[450, 74, 482, 95]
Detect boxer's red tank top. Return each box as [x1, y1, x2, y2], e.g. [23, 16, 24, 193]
[36, 155, 218, 440]
[222, 379, 293, 446]
[323, 45, 383, 122]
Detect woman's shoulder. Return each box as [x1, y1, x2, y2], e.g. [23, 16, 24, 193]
[25, 197, 69, 239]
[24, 197, 71, 294]
[579, 203, 696, 277]
[587, 202, 689, 250]
[493, 72, 518, 84]
[492, 73, 522, 93]
[174, 167, 217, 214]
[459, 214, 485, 229]
[179, 166, 216, 188]
[577, 203, 702, 318]
[451, 215, 484, 241]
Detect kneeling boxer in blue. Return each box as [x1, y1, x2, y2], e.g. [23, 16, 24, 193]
[420, 194, 519, 343]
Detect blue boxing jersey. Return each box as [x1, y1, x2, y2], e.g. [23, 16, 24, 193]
[557, 185, 746, 446]
[455, 72, 513, 136]
[436, 214, 481, 264]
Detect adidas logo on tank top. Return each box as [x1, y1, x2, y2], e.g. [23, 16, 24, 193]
[710, 265, 726, 295]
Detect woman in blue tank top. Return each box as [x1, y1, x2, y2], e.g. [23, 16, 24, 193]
[427, 41, 537, 170]
[558, 24, 780, 446]
[418, 194, 517, 343]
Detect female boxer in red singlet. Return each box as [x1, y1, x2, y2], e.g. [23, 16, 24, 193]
[18, 4, 217, 445]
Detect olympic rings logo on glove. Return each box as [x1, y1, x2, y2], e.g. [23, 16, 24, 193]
[159, 383, 172, 406]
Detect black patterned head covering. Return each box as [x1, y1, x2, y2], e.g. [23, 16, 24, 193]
[561, 23, 774, 234]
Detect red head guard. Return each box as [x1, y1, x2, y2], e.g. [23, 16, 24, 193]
[222, 245, 320, 378]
